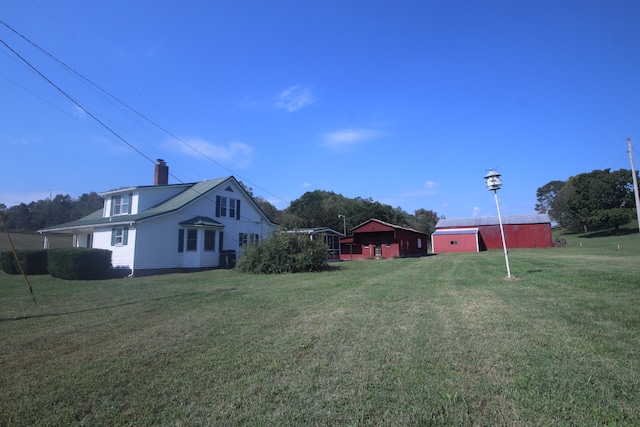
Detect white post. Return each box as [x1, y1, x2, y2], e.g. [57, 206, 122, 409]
[494, 190, 512, 278]
[627, 138, 640, 234]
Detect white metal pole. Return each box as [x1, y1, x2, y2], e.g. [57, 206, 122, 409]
[627, 138, 640, 234]
[494, 190, 512, 278]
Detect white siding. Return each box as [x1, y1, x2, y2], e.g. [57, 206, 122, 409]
[132, 181, 274, 270]
[93, 226, 135, 269]
[87, 178, 277, 272]
[101, 185, 189, 217]
[134, 219, 192, 269]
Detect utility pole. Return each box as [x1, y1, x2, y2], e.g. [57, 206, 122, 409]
[628, 138, 640, 234]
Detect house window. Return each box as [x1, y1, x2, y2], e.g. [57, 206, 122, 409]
[364, 241, 370, 248]
[386, 241, 391, 247]
[186, 229, 198, 251]
[418, 238, 422, 249]
[111, 193, 131, 216]
[229, 198, 237, 218]
[239, 233, 259, 246]
[216, 196, 240, 219]
[111, 227, 129, 246]
[219, 196, 228, 217]
[204, 230, 215, 251]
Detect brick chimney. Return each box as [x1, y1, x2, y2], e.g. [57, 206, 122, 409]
[154, 159, 168, 185]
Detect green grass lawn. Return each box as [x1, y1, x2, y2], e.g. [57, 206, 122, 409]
[1, 230, 639, 425]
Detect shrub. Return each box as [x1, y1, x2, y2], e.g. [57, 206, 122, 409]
[236, 231, 330, 274]
[47, 248, 112, 280]
[1, 249, 48, 275]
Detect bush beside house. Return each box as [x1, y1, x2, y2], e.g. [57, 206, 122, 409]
[0, 249, 49, 275]
[236, 232, 330, 274]
[46, 248, 112, 280]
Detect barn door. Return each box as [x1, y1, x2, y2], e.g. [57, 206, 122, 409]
[373, 239, 382, 258]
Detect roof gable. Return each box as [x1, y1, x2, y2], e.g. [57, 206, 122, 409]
[351, 218, 427, 235]
[179, 216, 223, 227]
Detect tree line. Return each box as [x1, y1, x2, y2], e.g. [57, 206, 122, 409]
[535, 168, 638, 232]
[1, 188, 442, 236]
[0, 193, 104, 232]
[6, 168, 636, 236]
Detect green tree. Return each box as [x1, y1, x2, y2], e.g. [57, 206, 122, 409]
[412, 208, 440, 235]
[535, 180, 564, 217]
[565, 169, 635, 232]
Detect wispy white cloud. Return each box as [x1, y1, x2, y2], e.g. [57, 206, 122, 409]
[323, 128, 384, 150]
[301, 182, 311, 188]
[472, 206, 481, 217]
[400, 180, 439, 197]
[170, 138, 253, 169]
[424, 180, 438, 190]
[73, 105, 87, 118]
[275, 85, 316, 112]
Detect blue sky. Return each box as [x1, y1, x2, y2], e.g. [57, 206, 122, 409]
[2, 1, 640, 220]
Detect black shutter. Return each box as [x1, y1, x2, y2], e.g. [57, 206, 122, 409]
[219, 231, 224, 251]
[236, 199, 241, 220]
[111, 228, 116, 246]
[215, 196, 221, 217]
[178, 229, 184, 252]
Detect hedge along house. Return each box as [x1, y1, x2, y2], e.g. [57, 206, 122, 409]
[432, 214, 553, 254]
[38, 161, 277, 276]
[340, 218, 428, 260]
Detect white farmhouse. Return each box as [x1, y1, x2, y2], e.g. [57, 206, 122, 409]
[38, 160, 277, 276]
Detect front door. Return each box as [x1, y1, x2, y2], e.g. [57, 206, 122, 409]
[373, 239, 382, 258]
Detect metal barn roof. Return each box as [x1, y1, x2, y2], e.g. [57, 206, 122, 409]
[432, 228, 479, 235]
[436, 214, 551, 228]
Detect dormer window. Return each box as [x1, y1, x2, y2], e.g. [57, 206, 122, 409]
[111, 193, 132, 216]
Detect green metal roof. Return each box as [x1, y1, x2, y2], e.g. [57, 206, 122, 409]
[39, 177, 232, 233]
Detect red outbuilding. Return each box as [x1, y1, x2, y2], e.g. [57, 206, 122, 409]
[432, 214, 553, 253]
[340, 218, 428, 260]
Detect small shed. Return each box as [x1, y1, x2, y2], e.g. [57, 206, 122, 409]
[432, 214, 553, 253]
[340, 218, 428, 260]
[432, 228, 483, 253]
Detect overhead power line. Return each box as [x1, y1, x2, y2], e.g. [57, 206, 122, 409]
[0, 20, 288, 206]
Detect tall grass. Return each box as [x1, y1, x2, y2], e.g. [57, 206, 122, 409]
[1, 229, 639, 425]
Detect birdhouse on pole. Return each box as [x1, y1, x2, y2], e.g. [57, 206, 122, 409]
[484, 169, 502, 191]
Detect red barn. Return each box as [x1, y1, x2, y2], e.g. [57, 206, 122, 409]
[340, 218, 428, 260]
[432, 214, 553, 253]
